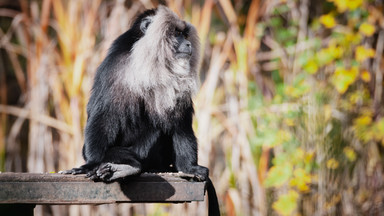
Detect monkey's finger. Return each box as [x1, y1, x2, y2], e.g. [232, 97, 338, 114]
[88, 173, 100, 181]
[97, 168, 113, 180]
[96, 164, 112, 177]
[58, 170, 73, 174]
[194, 174, 206, 182]
[71, 168, 86, 175]
[99, 171, 113, 181]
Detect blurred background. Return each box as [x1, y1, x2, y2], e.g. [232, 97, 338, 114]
[1, 0, 384, 215]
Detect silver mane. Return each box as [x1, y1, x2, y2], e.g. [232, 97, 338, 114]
[115, 6, 200, 117]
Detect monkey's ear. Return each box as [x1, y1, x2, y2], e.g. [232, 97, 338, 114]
[140, 17, 153, 34]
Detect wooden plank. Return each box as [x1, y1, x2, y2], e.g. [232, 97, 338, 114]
[0, 172, 206, 204]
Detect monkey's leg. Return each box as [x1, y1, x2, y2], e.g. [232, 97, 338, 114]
[87, 146, 142, 182]
[95, 163, 141, 181]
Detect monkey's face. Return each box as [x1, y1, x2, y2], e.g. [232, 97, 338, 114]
[130, 6, 199, 80]
[174, 28, 192, 60]
[138, 7, 196, 62]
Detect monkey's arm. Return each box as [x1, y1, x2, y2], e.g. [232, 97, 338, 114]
[172, 107, 209, 181]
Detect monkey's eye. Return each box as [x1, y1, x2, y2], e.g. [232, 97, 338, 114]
[175, 29, 183, 37]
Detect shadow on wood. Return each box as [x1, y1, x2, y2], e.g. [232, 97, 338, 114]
[118, 175, 177, 202]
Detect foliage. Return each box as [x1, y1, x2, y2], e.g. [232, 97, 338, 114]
[251, 0, 384, 215]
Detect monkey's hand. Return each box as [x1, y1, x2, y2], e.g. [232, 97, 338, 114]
[59, 163, 96, 175]
[188, 165, 209, 182]
[87, 163, 141, 182]
[58, 167, 87, 175]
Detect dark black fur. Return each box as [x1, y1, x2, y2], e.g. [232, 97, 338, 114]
[61, 7, 220, 216]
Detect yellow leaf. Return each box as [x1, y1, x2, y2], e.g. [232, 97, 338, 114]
[277, 130, 292, 143]
[327, 45, 344, 59]
[343, 147, 357, 162]
[349, 91, 361, 105]
[328, 0, 347, 12]
[304, 151, 315, 164]
[361, 70, 371, 82]
[290, 168, 311, 192]
[359, 23, 376, 36]
[332, 46, 344, 59]
[354, 115, 372, 126]
[326, 158, 339, 169]
[329, 0, 362, 12]
[346, 0, 363, 11]
[353, 114, 374, 143]
[345, 32, 362, 45]
[284, 118, 295, 126]
[284, 86, 295, 96]
[320, 14, 336, 28]
[331, 67, 359, 94]
[316, 45, 344, 65]
[304, 59, 318, 74]
[355, 46, 375, 62]
[272, 190, 299, 216]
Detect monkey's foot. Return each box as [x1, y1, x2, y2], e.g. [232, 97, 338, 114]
[88, 163, 141, 182]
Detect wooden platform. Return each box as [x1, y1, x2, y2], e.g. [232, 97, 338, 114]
[0, 172, 206, 215]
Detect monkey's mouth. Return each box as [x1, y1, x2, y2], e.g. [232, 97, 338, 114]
[175, 51, 192, 59]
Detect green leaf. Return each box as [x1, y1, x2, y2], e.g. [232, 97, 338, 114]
[264, 163, 293, 188]
[270, 17, 282, 27]
[272, 190, 299, 216]
[252, 129, 278, 147]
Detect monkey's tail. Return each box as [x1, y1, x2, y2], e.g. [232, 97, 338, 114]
[207, 178, 220, 216]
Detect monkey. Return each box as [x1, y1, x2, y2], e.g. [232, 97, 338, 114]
[59, 6, 220, 216]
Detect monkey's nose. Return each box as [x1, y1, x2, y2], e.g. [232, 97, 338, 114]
[178, 41, 192, 56]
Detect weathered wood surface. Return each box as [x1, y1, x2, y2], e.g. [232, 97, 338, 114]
[0, 172, 206, 205]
